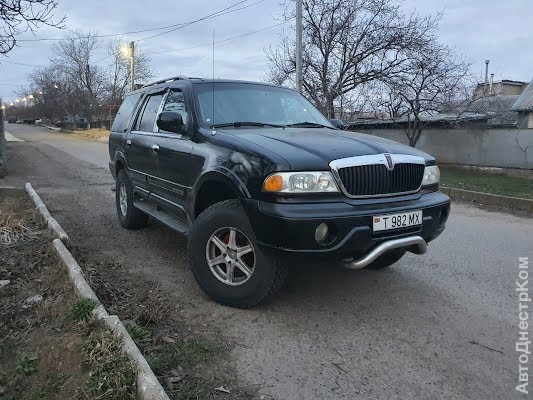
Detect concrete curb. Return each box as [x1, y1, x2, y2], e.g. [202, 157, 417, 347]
[52, 239, 169, 400]
[25, 183, 70, 242]
[441, 186, 533, 211]
[25, 182, 169, 399]
[43, 124, 61, 131]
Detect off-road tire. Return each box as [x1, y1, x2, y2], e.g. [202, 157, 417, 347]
[366, 249, 406, 270]
[116, 169, 148, 229]
[187, 199, 288, 308]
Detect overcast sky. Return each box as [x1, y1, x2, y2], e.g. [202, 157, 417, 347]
[1, 0, 532, 102]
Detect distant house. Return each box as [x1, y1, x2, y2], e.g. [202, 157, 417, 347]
[511, 79, 533, 129]
[473, 79, 527, 98]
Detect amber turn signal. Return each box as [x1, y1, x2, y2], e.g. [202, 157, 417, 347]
[263, 174, 283, 192]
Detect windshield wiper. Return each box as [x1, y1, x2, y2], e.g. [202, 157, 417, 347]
[286, 121, 335, 129]
[211, 121, 286, 128]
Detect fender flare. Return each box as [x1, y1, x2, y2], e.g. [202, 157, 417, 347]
[194, 168, 251, 200]
[114, 150, 128, 172]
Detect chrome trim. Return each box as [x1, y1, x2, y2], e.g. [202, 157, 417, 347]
[342, 236, 427, 270]
[329, 154, 426, 199]
[133, 186, 149, 195]
[129, 167, 192, 189]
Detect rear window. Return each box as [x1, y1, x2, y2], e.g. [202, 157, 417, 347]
[111, 93, 143, 132]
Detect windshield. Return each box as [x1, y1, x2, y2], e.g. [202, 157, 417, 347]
[194, 82, 332, 129]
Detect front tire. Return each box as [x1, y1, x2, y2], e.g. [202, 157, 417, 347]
[115, 169, 148, 229]
[187, 199, 288, 308]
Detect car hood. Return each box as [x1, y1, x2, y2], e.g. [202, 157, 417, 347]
[226, 127, 433, 170]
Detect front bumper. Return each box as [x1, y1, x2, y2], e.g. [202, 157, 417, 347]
[243, 191, 451, 259]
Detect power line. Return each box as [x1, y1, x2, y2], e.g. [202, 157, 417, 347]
[0, 18, 286, 69]
[0, 59, 43, 67]
[149, 20, 291, 56]
[15, 0, 262, 43]
[136, 0, 263, 42]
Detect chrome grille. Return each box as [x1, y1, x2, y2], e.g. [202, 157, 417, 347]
[330, 154, 426, 198]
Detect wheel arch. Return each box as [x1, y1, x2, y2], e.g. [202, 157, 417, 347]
[193, 170, 250, 219]
[114, 150, 127, 174]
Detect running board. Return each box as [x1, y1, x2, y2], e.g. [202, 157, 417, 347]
[134, 201, 189, 235]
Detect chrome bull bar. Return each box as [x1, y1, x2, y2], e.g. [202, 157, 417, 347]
[342, 235, 427, 270]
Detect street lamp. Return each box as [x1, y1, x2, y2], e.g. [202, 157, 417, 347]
[120, 41, 135, 91]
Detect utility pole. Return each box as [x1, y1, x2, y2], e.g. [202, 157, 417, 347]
[295, 0, 303, 93]
[130, 41, 135, 91]
[0, 99, 6, 176]
[484, 60, 490, 95]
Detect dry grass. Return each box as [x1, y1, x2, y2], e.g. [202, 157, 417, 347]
[81, 329, 136, 399]
[0, 210, 42, 246]
[76, 128, 110, 140]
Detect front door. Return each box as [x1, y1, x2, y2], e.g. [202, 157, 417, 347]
[150, 88, 194, 224]
[126, 91, 165, 199]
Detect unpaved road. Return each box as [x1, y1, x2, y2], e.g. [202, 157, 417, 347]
[2, 124, 532, 400]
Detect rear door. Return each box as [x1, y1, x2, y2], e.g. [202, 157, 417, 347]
[150, 87, 195, 223]
[126, 90, 165, 199]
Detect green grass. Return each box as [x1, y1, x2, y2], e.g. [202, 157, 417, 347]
[15, 353, 39, 376]
[67, 298, 97, 322]
[82, 329, 135, 399]
[440, 166, 533, 199]
[124, 323, 152, 344]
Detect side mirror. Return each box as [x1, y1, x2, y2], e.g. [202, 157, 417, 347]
[329, 119, 345, 130]
[157, 111, 184, 134]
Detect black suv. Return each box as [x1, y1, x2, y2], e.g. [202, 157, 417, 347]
[109, 76, 450, 308]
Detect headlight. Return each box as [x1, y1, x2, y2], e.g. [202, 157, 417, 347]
[422, 165, 440, 186]
[263, 171, 339, 193]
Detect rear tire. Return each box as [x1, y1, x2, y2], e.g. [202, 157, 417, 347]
[115, 169, 148, 229]
[187, 199, 288, 308]
[366, 249, 406, 270]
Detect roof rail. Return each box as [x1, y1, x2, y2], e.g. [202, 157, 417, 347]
[140, 75, 190, 89]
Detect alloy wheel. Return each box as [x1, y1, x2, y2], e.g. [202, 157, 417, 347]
[205, 227, 256, 286]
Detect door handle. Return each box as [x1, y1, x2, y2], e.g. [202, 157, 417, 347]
[151, 144, 160, 153]
[126, 139, 131, 147]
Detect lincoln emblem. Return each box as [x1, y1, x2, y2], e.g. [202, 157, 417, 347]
[384, 153, 394, 170]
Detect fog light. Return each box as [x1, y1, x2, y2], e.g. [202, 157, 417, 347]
[315, 223, 329, 243]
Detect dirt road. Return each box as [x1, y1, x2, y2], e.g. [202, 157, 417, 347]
[2, 124, 531, 400]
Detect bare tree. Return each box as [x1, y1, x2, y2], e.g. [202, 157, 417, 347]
[266, 0, 438, 118]
[104, 39, 153, 104]
[0, 0, 65, 54]
[375, 43, 471, 147]
[50, 30, 106, 123]
[26, 65, 80, 122]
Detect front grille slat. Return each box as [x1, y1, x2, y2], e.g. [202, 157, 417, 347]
[337, 163, 424, 197]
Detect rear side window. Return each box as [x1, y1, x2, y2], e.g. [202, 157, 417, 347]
[137, 94, 165, 132]
[111, 93, 142, 132]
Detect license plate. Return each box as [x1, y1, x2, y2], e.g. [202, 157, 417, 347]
[373, 210, 422, 232]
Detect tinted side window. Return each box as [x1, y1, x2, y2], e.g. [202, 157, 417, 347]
[138, 94, 164, 132]
[111, 93, 142, 132]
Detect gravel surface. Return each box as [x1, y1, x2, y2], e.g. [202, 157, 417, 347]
[2, 124, 531, 400]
